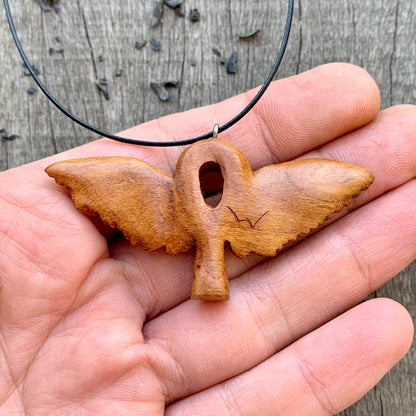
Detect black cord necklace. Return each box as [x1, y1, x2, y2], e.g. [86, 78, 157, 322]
[4, 1, 376, 302]
[4, 0, 294, 147]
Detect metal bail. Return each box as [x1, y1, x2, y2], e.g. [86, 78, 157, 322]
[212, 124, 220, 139]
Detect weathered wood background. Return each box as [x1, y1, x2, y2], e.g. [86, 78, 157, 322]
[0, 0, 415, 414]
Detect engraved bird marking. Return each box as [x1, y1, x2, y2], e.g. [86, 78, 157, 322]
[226, 206, 270, 229]
[46, 139, 374, 301]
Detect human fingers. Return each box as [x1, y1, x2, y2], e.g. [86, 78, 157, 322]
[142, 147, 416, 401]
[15, 62, 378, 322]
[112, 104, 416, 317]
[8, 63, 378, 269]
[1, 62, 377, 339]
[0, 62, 381, 401]
[166, 299, 413, 415]
[35, 62, 379, 173]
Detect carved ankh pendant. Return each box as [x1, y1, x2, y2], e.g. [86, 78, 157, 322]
[46, 139, 374, 301]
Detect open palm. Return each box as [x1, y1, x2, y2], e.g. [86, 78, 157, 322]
[0, 63, 414, 415]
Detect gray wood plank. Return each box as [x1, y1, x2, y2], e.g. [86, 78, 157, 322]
[0, 0, 414, 414]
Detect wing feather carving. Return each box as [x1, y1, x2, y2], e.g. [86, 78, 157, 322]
[46, 157, 193, 254]
[226, 158, 374, 258]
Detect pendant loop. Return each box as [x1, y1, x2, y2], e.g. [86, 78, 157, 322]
[212, 124, 220, 140]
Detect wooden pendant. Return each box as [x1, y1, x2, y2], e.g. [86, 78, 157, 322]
[46, 139, 374, 301]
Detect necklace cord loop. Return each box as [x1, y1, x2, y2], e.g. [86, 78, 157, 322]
[212, 124, 219, 140]
[3, 0, 294, 147]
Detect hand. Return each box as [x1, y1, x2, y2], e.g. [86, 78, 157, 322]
[0, 63, 414, 415]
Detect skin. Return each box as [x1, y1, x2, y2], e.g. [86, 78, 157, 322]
[0, 63, 414, 415]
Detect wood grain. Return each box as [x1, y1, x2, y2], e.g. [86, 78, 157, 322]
[46, 139, 373, 301]
[1, 0, 415, 413]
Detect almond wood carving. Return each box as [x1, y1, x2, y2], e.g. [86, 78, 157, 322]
[46, 139, 374, 301]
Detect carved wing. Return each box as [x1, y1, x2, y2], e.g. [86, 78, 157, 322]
[46, 157, 194, 254]
[226, 159, 374, 258]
